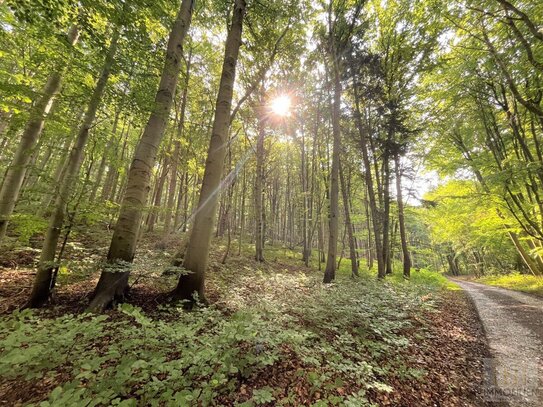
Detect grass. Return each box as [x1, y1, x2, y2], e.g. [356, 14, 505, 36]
[476, 272, 543, 297]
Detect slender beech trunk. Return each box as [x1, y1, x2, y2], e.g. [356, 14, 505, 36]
[221, 145, 235, 264]
[87, 0, 194, 312]
[323, 62, 341, 283]
[174, 171, 187, 229]
[40, 136, 72, 213]
[25, 143, 52, 192]
[394, 153, 411, 278]
[173, 0, 246, 305]
[382, 153, 392, 275]
[0, 26, 79, 241]
[300, 124, 310, 266]
[100, 119, 126, 202]
[146, 155, 168, 232]
[164, 51, 192, 236]
[353, 84, 385, 278]
[238, 166, 246, 255]
[26, 29, 119, 308]
[254, 114, 265, 262]
[339, 158, 358, 277]
[363, 187, 374, 269]
[90, 109, 121, 202]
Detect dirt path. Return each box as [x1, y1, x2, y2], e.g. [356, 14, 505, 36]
[453, 279, 543, 406]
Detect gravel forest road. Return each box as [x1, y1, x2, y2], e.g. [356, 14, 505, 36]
[452, 279, 543, 406]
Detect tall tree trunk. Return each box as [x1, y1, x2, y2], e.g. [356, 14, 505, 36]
[173, 0, 246, 305]
[300, 124, 310, 266]
[146, 154, 169, 232]
[238, 166, 246, 255]
[100, 119, 127, 202]
[254, 114, 265, 262]
[394, 153, 411, 278]
[26, 29, 119, 308]
[339, 158, 358, 277]
[87, 0, 194, 312]
[164, 51, 192, 236]
[363, 187, 374, 269]
[353, 84, 385, 278]
[0, 25, 79, 241]
[221, 144, 235, 263]
[174, 171, 187, 229]
[89, 109, 122, 202]
[382, 153, 392, 275]
[323, 62, 341, 283]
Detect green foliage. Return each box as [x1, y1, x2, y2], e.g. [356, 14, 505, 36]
[420, 180, 518, 274]
[251, 386, 275, 404]
[477, 273, 543, 297]
[10, 213, 48, 244]
[390, 268, 459, 291]
[0, 259, 444, 406]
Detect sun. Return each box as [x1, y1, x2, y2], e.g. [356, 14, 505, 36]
[270, 95, 291, 117]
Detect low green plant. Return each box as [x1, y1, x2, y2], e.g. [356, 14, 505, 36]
[477, 272, 543, 296]
[10, 213, 48, 244]
[0, 249, 444, 406]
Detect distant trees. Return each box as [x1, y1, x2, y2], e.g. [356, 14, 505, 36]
[1, 0, 540, 312]
[0, 24, 79, 241]
[422, 0, 543, 276]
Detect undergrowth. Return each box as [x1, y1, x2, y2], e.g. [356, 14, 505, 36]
[0, 242, 453, 406]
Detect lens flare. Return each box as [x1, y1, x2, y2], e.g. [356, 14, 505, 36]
[270, 95, 291, 117]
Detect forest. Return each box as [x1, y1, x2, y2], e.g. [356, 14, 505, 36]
[0, 0, 542, 406]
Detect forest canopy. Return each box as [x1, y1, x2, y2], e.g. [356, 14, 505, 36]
[1, 0, 542, 301]
[0, 0, 542, 404]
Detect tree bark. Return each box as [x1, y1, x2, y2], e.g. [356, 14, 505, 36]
[323, 62, 341, 283]
[172, 0, 246, 305]
[353, 84, 385, 278]
[164, 50, 192, 236]
[394, 153, 411, 278]
[146, 154, 169, 232]
[254, 114, 265, 262]
[90, 109, 121, 202]
[87, 0, 194, 312]
[339, 157, 358, 277]
[238, 166, 246, 255]
[382, 154, 392, 275]
[300, 123, 310, 266]
[0, 25, 79, 241]
[26, 29, 119, 308]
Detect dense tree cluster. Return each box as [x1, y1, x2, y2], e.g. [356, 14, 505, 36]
[0, 0, 541, 313]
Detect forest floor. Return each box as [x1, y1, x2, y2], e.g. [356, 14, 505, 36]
[0, 233, 495, 406]
[453, 279, 543, 406]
